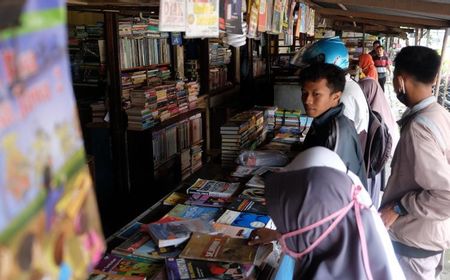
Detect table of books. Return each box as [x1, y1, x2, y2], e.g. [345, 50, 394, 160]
[89, 109, 313, 280]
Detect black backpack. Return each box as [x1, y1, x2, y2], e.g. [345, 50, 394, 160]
[364, 108, 392, 178]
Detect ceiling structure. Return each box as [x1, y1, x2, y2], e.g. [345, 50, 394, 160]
[310, 0, 450, 36]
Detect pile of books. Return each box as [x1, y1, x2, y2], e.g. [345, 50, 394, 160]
[184, 59, 200, 81]
[90, 100, 106, 123]
[209, 66, 229, 91]
[119, 35, 171, 70]
[220, 110, 266, 166]
[209, 42, 232, 66]
[91, 169, 281, 279]
[274, 109, 302, 128]
[186, 81, 200, 110]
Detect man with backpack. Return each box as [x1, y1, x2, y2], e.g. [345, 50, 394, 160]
[379, 46, 450, 279]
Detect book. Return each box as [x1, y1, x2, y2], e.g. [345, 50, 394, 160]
[88, 271, 145, 279]
[94, 254, 163, 279]
[157, 204, 220, 223]
[227, 198, 268, 215]
[179, 233, 257, 264]
[215, 210, 271, 229]
[186, 179, 240, 198]
[133, 240, 183, 260]
[184, 193, 229, 208]
[238, 188, 266, 203]
[146, 221, 192, 248]
[212, 223, 253, 239]
[113, 232, 151, 254]
[165, 258, 245, 279]
[245, 175, 265, 188]
[163, 192, 188, 206]
[117, 222, 144, 239]
[231, 166, 258, 178]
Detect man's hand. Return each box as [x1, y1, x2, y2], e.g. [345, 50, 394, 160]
[248, 228, 281, 246]
[379, 203, 400, 229]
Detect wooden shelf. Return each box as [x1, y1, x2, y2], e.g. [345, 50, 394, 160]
[121, 63, 170, 73]
[127, 108, 205, 132]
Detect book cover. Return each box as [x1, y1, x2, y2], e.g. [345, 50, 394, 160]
[114, 232, 151, 254]
[158, 204, 220, 223]
[186, 179, 240, 198]
[257, 0, 267, 32]
[238, 188, 266, 203]
[147, 221, 192, 248]
[116, 222, 143, 240]
[133, 240, 183, 260]
[245, 175, 265, 188]
[184, 194, 229, 208]
[227, 198, 268, 215]
[88, 271, 145, 280]
[212, 223, 253, 239]
[215, 210, 270, 229]
[231, 166, 258, 178]
[94, 254, 163, 278]
[179, 233, 257, 264]
[163, 192, 188, 206]
[165, 257, 244, 279]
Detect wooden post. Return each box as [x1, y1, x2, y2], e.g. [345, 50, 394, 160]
[436, 28, 449, 101]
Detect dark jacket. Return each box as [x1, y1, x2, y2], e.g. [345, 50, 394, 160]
[302, 103, 368, 188]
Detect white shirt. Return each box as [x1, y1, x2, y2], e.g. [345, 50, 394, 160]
[340, 74, 369, 133]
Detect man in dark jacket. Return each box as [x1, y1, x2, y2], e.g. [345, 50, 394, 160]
[300, 63, 368, 188]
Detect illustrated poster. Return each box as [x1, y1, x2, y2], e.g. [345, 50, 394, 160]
[186, 0, 220, 38]
[159, 0, 186, 32]
[0, 0, 105, 279]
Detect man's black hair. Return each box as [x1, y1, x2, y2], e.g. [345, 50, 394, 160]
[394, 46, 441, 84]
[299, 63, 346, 93]
[373, 40, 381, 46]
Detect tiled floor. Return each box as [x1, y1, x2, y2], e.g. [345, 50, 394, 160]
[383, 77, 450, 279]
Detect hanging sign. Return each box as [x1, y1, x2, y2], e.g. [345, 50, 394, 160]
[159, 0, 186, 31]
[186, 0, 220, 38]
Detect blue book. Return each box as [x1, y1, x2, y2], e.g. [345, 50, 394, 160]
[215, 210, 272, 229]
[158, 204, 220, 223]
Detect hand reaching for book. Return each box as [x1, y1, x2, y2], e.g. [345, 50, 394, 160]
[248, 228, 280, 246]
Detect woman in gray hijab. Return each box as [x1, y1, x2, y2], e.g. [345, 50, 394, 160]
[265, 147, 404, 279]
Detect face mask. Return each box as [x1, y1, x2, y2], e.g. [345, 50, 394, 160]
[278, 185, 374, 280]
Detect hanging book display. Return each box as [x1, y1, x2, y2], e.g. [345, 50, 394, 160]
[257, 0, 267, 32]
[186, 0, 220, 38]
[159, 0, 186, 31]
[270, 0, 282, 34]
[0, 0, 105, 279]
[225, 0, 243, 34]
[247, 0, 260, 38]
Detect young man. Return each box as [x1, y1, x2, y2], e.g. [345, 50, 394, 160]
[379, 46, 450, 279]
[373, 46, 391, 91]
[369, 40, 381, 58]
[300, 63, 367, 189]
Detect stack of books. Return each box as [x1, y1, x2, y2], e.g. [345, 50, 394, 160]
[209, 43, 232, 66]
[176, 81, 188, 113]
[190, 113, 203, 173]
[126, 88, 157, 130]
[220, 110, 266, 166]
[274, 109, 302, 128]
[186, 81, 200, 110]
[184, 59, 200, 81]
[90, 101, 106, 123]
[209, 66, 229, 91]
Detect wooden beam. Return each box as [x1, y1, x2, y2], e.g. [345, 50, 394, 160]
[314, 0, 450, 18]
[325, 14, 432, 29]
[316, 7, 450, 27]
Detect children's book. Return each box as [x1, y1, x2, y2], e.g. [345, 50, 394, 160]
[157, 204, 220, 223]
[165, 257, 245, 280]
[179, 233, 257, 264]
[227, 198, 267, 215]
[186, 179, 240, 198]
[184, 194, 229, 208]
[94, 254, 163, 279]
[163, 192, 188, 206]
[215, 210, 271, 229]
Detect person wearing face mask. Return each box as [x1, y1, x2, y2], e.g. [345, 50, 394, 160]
[379, 46, 450, 279]
[264, 147, 405, 279]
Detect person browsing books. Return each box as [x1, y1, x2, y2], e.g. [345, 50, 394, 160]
[252, 147, 405, 279]
[299, 63, 367, 189]
[379, 46, 450, 279]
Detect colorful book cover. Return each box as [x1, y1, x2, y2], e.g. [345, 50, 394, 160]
[257, 0, 267, 32]
[186, 0, 220, 38]
[270, 0, 282, 33]
[0, 0, 104, 279]
[147, 221, 191, 248]
[117, 222, 143, 239]
[180, 233, 257, 264]
[95, 254, 163, 278]
[157, 204, 220, 223]
[247, 0, 260, 38]
[133, 240, 182, 260]
[88, 271, 145, 280]
[114, 232, 151, 254]
[238, 187, 266, 203]
[165, 257, 244, 279]
[216, 210, 270, 229]
[187, 179, 240, 198]
[227, 198, 268, 215]
[159, 0, 186, 32]
[163, 192, 188, 206]
[265, 0, 273, 32]
[219, 0, 226, 31]
[299, 3, 307, 34]
[184, 193, 229, 208]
